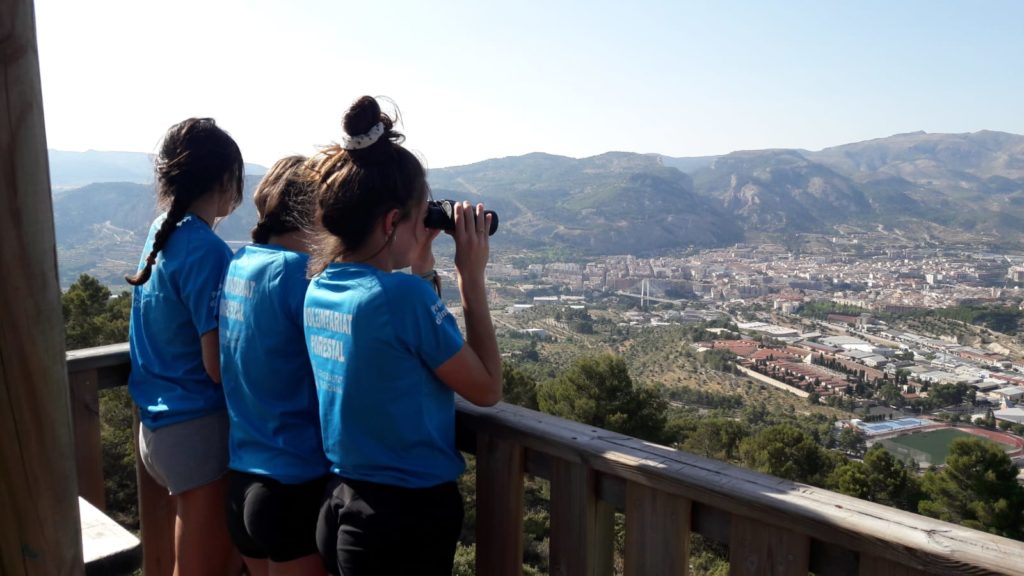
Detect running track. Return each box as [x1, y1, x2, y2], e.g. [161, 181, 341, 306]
[867, 421, 1024, 458]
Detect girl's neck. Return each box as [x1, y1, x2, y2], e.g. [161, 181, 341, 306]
[267, 230, 314, 255]
[188, 193, 222, 227]
[340, 239, 394, 272]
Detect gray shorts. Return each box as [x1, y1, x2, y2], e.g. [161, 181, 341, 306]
[139, 410, 229, 495]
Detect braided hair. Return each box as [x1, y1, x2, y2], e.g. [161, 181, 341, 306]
[126, 118, 244, 286]
[306, 96, 428, 276]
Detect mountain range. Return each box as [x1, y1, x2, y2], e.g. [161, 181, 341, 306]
[48, 149, 267, 190]
[50, 131, 1024, 287]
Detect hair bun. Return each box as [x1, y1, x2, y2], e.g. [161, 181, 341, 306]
[342, 95, 403, 145]
[343, 96, 386, 136]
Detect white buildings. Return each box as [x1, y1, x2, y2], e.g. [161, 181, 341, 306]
[736, 321, 800, 338]
[994, 398, 1024, 425]
[992, 386, 1024, 403]
[820, 336, 875, 353]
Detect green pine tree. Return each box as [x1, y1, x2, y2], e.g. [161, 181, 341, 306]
[918, 438, 1024, 538]
[537, 354, 668, 443]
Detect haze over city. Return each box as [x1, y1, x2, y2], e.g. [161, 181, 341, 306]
[35, 0, 1024, 168]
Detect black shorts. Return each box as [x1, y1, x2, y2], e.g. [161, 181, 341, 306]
[316, 476, 463, 576]
[225, 470, 329, 563]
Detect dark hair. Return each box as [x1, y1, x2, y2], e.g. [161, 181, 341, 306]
[126, 117, 244, 285]
[251, 155, 313, 244]
[307, 96, 428, 275]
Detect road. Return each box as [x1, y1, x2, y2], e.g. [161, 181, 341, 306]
[615, 291, 688, 306]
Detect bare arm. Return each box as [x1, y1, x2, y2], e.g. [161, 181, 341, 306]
[435, 344, 501, 406]
[434, 203, 501, 406]
[200, 330, 221, 384]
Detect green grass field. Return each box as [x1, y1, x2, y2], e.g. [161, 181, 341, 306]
[879, 428, 1007, 467]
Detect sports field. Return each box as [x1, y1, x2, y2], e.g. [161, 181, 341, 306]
[878, 428, 1011, 467]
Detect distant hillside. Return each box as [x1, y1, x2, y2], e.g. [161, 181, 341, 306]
[807, 131, 1024, 181]
[676, 131, 1024, 242]
[428, 152, 742, 256]
[806, 131, 1024, 236]
[54, 176, 263, 287]
[49, 150, 156, 189]
[52, 130, 1024, 285]
[655, 154, 718, 173]
[690, 150, 873, 232]
[48, 149, 266, 190]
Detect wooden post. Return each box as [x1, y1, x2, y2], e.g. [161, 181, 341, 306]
[729, 516, 809, 576]
[69, 369, 105, 510]
[476, 433, 525, 576]
[858, 555, 927, 576]
[133, 412, 176, 576]
[0, 0, 85, 573]
[550, 459, 609, 576]
[593, 499, 615, 576]
[624, 482, 691, 576]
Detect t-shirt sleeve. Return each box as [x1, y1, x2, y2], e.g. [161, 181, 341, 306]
[390, 275, 464, 370]
[181, 235, 233, 336]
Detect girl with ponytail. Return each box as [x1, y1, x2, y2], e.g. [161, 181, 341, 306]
[220, 156, 329, 576]
[305, 96, 502, 575]
[127, 117, 243, 576]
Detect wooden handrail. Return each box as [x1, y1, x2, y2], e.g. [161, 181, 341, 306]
[68, 345, 1024, 576]
[67, 343, 130, 391]
[67, 343, 131, 372]
[457, 401, 1022, 575]
[66, 343, 133, 511]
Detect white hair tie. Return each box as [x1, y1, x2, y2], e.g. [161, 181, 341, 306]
[340, 122, 385, 150]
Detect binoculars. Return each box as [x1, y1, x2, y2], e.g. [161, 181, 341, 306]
[424, 199, 499, 236]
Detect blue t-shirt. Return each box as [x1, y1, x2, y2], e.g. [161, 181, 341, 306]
[220, 245, 329, 483]
[129, 213, 233, 429]
[304, 263, 466, 488]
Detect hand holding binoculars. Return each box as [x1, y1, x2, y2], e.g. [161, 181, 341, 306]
[424, 200, 499, 236]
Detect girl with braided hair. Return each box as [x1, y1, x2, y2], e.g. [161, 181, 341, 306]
[220, 155, 329, 576]
[127, 117, 243, 576]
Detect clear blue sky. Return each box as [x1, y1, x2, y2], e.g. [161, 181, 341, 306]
[34, 0, 1024, 168]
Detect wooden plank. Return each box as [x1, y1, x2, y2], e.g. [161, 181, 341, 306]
[615, 485, 838, 575]
[811, 539, 858, 576]
[66, 343, 131, 373]
[68, 340, 133, 389]
[455, 400, 1024, 575]
[692, 502, 730, 545]
[550, 460, 599, 576]
[552, 455, 614, 569]
[476, 432, 524, 576]
[70, 369, 106, 510]
[67, 343, 131, 391]
[624, 481, 690, 576]
[95, 362, 132, 392]
[0, 0, 85, 573]
[133, 412, 175, 576]
[597, 473, 626, 511]
[593, 498, 615, 576]
[859, 555, 928, 576]
[730, 516, 809, 576]
[80, 496, 141, 576]
[525, 447, 552, 479]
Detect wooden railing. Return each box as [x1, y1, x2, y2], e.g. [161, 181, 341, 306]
[67, 344, 174, 576]
[67, 344, 1024, 576]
